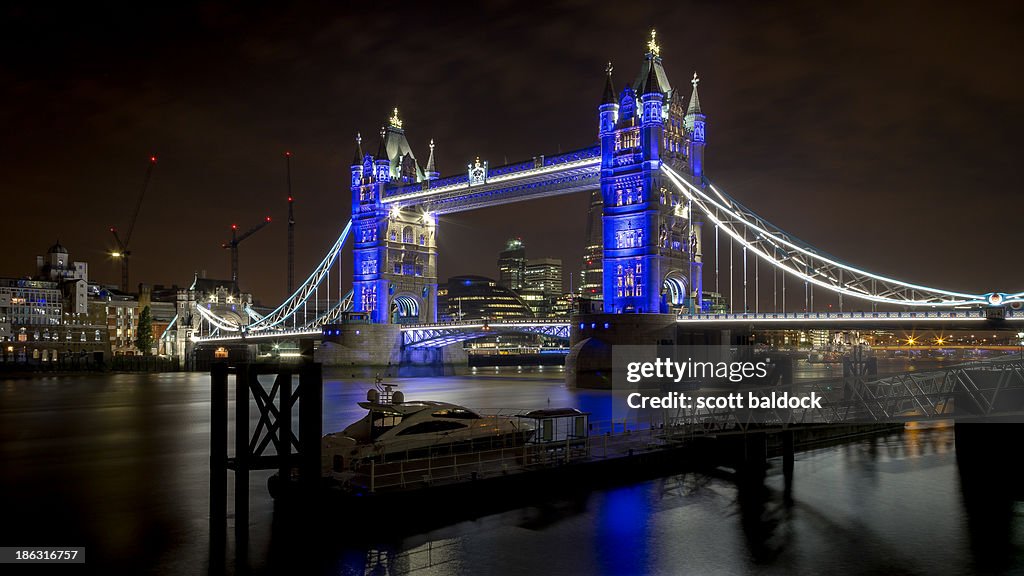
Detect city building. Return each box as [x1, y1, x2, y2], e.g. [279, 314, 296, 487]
[0, 242, 108, 363]
[35, 241, 89, 314]
[102, 294, 139, 356]
[437, 275, 534, 321]
[525, 258, 563, 298]
[550, 293, 603, 317]
[579, 189, 603, 306]
[702, 291, 728, 313]
[138, 285, 178, 356]
[521, 257, 563, 316]
[497, 238, 526, 291]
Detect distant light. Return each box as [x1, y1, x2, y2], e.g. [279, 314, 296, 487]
[288, 196, 293, 202]
[232, 224, 238, 230]
[265, 216, 272, 222]
[150, 155, 157, 163]
[111, 251, 122, 258]
[285, 151, 292, 157]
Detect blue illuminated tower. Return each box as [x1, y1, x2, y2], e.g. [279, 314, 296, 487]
[684, 72, 706, 179]
[351, 109, 438, 324]
[600, 30, 704, 314]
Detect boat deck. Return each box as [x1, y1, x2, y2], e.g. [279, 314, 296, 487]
[329, 424, 686, 494]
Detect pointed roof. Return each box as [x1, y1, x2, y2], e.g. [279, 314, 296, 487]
[601, 62, 617, 105]
[641, 58, 663, 95]
[351, 133, 363, 166]
[684, 72, 704, 132]
[425, 139, 437, 174]
[632, 30, 673, 99]
[686, 72, 702, 116]
[376, 126, 387, 160]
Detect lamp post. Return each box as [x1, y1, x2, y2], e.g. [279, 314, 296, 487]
[1017, 332, 1023, 360]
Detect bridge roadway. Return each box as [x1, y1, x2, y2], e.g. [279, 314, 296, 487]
[194, 309, 1024, 346]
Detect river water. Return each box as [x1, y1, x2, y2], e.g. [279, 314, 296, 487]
[1, 368, 1022, 575]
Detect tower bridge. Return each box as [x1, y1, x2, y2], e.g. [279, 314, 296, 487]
[185, 30, 1024, 375]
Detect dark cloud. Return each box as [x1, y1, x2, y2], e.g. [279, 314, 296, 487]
[1, 1, 1022, 305]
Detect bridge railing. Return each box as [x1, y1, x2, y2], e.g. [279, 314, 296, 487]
[677, 310, 987, 321]
[660, 357, 1024, 434]
[400, 318, 571, 330]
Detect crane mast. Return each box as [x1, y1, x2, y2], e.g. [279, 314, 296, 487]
[222, 217, 272, 290]
[286, 151, 295, 295]
[109, 155, 157, 293]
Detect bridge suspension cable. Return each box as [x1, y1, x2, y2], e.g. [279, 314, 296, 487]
[245, 219, 353, 331]
[198, 219, 353, 335]
[661, 165, 1023, 308]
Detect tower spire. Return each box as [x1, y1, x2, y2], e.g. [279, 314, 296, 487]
[602, 61, 617, 104]
[376, 126, 387, 159]
[351, 132, 363, 166]
[641, 56, 663, 95]
[686, 72, 702, 116]
[425, 139, 437, 174]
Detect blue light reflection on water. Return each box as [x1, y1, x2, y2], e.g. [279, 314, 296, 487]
[595, 485, 651, 576]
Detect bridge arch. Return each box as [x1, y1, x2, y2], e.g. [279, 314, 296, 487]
[390, 293, 422, 324]
[662, 271, 688, 309]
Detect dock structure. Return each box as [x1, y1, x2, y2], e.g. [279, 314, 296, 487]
[209, 361, 322, 549]
[209, 356, 1024, 531]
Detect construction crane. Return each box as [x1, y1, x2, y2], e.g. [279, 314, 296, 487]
[110, 155, 157, 293]
[222, 216, 272, 290]
[285, 151, 295, 294]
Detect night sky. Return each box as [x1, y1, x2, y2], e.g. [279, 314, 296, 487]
[2, 1, 1023, 307]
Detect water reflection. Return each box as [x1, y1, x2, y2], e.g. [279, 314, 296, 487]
[2, 371, 1024, 575]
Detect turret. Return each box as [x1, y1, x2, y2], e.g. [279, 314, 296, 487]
[599, 62, 620, 168]
[685, 72, 706, 179]
[350, 132, 364, 188]
[425, 139, 439, 180]
[639, 41, 664, 164]
[374, 126, 390, 184]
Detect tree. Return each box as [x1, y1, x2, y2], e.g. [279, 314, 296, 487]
[135, 305, 153, 356]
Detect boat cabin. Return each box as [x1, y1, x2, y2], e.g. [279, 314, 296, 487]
[519, 408, 589, 445]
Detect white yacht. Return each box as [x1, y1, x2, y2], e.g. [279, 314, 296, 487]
[322, 379, 533, 474]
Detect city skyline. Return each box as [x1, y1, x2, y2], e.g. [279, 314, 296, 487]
[2, 2, 1023, 307]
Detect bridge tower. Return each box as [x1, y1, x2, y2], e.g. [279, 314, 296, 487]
[351, 109, 438, 324]
[599, 30, 704, 314]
